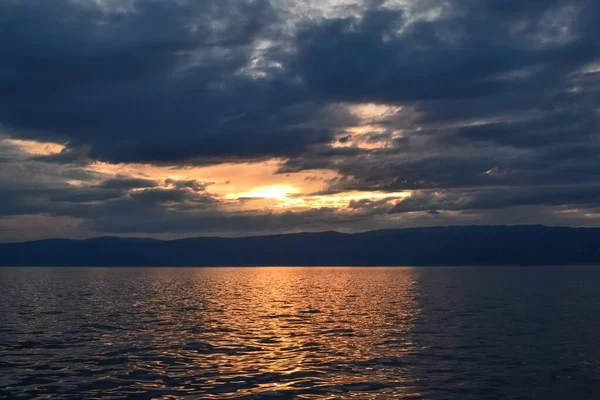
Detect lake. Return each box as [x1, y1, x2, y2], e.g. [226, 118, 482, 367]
[1, 266, 600, 399]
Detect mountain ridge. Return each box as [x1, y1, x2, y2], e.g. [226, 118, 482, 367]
[1, 225, 599, 266]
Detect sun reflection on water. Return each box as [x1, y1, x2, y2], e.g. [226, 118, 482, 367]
[1, 267, 422, 399]
[5, 267, 600, 399]
[137, 267, 423, 398]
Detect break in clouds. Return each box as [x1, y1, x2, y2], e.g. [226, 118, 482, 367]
[1, 0, 599, 241]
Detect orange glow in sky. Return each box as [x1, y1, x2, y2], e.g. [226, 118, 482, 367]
[5, 138, 65, 155]
[2, 128, 412, 214]
[226, 185, 301, 200]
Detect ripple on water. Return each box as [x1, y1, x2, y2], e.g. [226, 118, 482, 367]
[2, 266, 600, 399]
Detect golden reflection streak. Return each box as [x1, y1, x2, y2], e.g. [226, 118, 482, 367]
[182, 267, 422, 398]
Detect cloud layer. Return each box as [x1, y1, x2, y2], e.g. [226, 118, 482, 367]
[1, 0, 599, 240]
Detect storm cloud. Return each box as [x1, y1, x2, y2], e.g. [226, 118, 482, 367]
[0, 0, 599, 240]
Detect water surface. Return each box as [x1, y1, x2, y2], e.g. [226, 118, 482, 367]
[1, 266, 600, 399]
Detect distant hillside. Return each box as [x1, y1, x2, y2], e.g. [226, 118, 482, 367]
[1, 225, 600, 266]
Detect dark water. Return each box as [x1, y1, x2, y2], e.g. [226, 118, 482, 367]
[1, 267, 600, 399]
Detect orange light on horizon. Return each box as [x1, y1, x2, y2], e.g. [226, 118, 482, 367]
[278, 190, 411, 209]
[225, 185, 301, 200]
[2, 137, 412, 214]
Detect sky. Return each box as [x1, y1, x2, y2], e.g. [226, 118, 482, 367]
[0, 0, 599, 242]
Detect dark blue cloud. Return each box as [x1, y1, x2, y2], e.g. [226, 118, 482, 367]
[1, 0, 600, 238]
[0, 0, 337, 163]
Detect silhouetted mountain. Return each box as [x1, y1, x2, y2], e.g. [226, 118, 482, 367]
[1, 225, 600, 266]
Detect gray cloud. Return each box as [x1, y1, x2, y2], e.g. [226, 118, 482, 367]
[1, 0, 600, 239]
[388, 186, 600, 214]
[0, 0, 341, 163]
[96, 178, 159, 190]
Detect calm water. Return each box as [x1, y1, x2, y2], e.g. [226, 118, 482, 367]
[1, 267, 600, 399]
